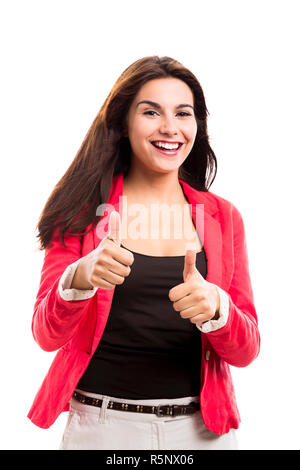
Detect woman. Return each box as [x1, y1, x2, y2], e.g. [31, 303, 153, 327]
[28, 56, 260, 450]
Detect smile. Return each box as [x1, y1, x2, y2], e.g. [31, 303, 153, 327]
[150, 141, 183, 156]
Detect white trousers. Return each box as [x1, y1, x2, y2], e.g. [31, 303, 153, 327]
[59, 388, 239, 450]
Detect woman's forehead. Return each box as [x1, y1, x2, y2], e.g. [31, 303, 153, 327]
[133, 78, 194, 106]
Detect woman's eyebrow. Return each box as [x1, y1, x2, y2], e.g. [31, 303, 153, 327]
[136, 100, 194, 111]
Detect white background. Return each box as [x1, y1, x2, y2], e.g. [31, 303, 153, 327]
[1, 0, 299, 450]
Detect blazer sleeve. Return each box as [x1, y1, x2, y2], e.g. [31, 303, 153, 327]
[31, 227, 94, 352]
[202, 204, 260, 367]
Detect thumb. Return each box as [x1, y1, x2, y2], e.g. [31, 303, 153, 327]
[183, 249, 197, 282]
[107, 210, 122, 247]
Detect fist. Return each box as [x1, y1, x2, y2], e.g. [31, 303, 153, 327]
[85, 210, 134, 290]
[168, 249, 220, 325]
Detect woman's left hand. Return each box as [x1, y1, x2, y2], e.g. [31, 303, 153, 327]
[168, 250, 220, 325]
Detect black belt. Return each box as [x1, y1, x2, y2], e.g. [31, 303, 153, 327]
[73, 391, 200, 418]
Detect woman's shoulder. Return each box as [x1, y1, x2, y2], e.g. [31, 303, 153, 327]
[206, 190, 237, 208]
[180, 179, 243, 221]
[197, 188, 241, 215]
[205, 191, 247, 236]
[195, 189, 246, 232]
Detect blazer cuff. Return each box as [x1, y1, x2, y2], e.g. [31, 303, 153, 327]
[196, 286, 229, 333]
[58, 258, 98, 301]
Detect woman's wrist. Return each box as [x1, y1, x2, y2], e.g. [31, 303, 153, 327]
[70, 258, 94, 290]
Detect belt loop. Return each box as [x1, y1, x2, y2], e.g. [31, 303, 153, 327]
[98, 396, 110, 423]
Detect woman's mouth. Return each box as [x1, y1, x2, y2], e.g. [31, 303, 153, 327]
[150, 141, 183, 156]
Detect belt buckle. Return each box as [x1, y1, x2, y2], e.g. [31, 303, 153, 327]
[155, 404, 183, 417]
[155, 405, 165, 417]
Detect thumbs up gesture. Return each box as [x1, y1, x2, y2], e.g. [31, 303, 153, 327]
[72, 210, 134, 290]
[168, 249, 220, 326]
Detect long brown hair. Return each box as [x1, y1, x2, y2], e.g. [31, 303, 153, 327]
[36, 55, 217, 250]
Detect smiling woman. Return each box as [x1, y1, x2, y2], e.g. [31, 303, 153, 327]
[28, 55, 259, 450]
[122, 77, 198, 173]
[33, 55, 217, 251]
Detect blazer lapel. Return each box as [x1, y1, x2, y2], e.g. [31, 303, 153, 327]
[179, 179, 223, 288]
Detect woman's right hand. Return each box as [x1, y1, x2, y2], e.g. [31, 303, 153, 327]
[71, 211, 134, 290]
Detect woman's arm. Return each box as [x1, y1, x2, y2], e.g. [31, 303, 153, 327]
[31, 227, 95, 352]
[199, 204, 260, 367]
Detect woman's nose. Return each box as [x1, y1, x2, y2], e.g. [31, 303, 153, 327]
[159, 115, 179, 135]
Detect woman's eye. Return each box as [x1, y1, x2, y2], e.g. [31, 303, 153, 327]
[143, 111, 191, 117]
[143, 110, 157, 116]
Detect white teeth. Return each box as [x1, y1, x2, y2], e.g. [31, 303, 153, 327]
[153, 142, 180, 150]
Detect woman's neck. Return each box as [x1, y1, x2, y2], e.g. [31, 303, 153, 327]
[123, 172, 186, 204]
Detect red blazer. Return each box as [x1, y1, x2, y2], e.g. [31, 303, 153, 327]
[27, 173, 260, 434]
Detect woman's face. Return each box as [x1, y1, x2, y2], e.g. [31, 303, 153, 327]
[125, 77, 198, 175]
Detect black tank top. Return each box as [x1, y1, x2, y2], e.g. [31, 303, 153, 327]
[77, 244, 207, 399]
